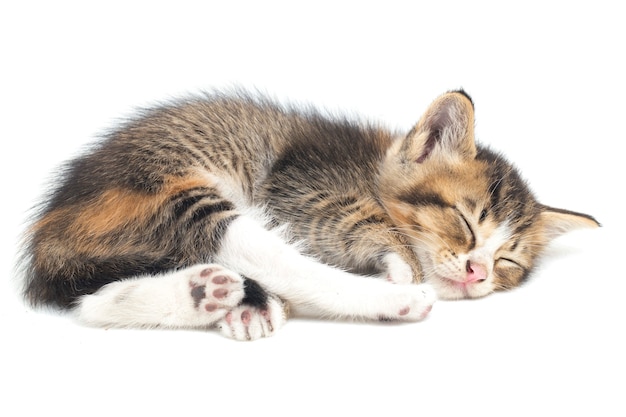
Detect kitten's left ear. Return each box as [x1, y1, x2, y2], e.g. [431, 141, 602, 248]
[539, 206, 600, 240]
[397, 90, 477, 163]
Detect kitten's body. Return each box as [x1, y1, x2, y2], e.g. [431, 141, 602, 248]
[21, 90, 598, 340]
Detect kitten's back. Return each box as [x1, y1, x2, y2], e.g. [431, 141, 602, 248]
[21, 92, 395, 307]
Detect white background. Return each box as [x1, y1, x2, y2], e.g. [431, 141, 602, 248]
[1, 1, 624, 416]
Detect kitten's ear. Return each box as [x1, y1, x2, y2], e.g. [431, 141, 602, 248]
[539, 206, 600, 240]
[398, 90, 477, 163]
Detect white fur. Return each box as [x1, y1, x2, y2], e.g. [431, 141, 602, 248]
[382, 252, 414, 284]
[215, 215, 436, 320]
[469, 221, 512, 273]
[426, 222, 512, 299]
[77, 264, 244, 328]
[218, 295, 286, 341]
[75, 214, 436, 339]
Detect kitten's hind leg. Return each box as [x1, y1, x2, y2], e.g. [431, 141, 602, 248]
[218, 294, 287, 341]
[76, 264, 245, 329]
[217, 278, 287, 341]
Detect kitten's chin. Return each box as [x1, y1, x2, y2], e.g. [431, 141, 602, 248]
[428, 276, 493, 300]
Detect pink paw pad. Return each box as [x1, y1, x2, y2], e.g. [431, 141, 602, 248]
[241, 310, 251, 325]
[213, 288, 229, 299]
[419, 305, 433, 319]
[199, 268, 215, 277]
[211, 275, 229, 285]
[398, 306, 411, 316]
[188, 265, 244, 313]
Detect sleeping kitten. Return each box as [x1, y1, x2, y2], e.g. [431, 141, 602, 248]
[20, 90, 598, 340]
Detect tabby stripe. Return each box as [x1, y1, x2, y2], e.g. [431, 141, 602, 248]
[149, 142, 193, 167]
[331, 196, 359, 208]
[399, 191, 450, 208]
[189, 201, 236, 224]
[168, 186, 215, 201]
[168, 187, 218, 216]
[344, 214, 385, 236]
[305, 191, 331, 204]
[315, 196, 361, 213]
[240, 162, 254, 196]
[173, 194, 207, 218]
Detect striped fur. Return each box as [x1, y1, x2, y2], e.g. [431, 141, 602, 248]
[19, 90, 599, 338]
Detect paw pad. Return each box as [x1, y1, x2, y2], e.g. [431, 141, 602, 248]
[186, 264, 245, 321]
[218, 297, 286, 341]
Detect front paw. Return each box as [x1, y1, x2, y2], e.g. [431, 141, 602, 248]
[382, 253, 415, 284]
[380, 283, 437, 322]
[217, 296, 287, 341]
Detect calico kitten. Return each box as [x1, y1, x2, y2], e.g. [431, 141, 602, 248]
[20, 90, 599, 340]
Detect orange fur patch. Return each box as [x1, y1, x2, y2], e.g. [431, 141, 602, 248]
[32, 174, 215, 257]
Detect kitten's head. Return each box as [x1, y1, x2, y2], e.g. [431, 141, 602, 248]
[379, 91, 599, 299]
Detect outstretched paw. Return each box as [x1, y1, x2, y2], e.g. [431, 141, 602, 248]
[382, 253, 415, 285]
[217, 296, 287, 341]
[380, 283, 437, 322]
[183, 264, 245, 326]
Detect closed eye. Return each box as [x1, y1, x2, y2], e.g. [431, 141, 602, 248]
[496, 257, 523, 269]
[457, 211, 476, 249]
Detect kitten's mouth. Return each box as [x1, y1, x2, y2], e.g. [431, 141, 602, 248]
[434, 275, 490, 300]
[442, 277, 472, 298]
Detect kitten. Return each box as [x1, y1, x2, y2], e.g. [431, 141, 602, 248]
[20, 90, 599, 340]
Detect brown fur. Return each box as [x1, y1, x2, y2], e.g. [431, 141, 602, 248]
[20, 89, 599, 308]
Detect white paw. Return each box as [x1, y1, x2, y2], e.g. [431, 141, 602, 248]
[217, 296, 287, 341]
[182, 264, 245, 325]
[379, 283, 437, 322]
[382, 253, 415, 284]
[76, 263, 246, 328]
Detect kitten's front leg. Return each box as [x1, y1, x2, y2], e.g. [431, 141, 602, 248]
[381, 252, 417, 284]
[217, 215, 436, 322]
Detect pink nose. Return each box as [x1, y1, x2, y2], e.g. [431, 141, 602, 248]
[465, 260, 487, 283]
